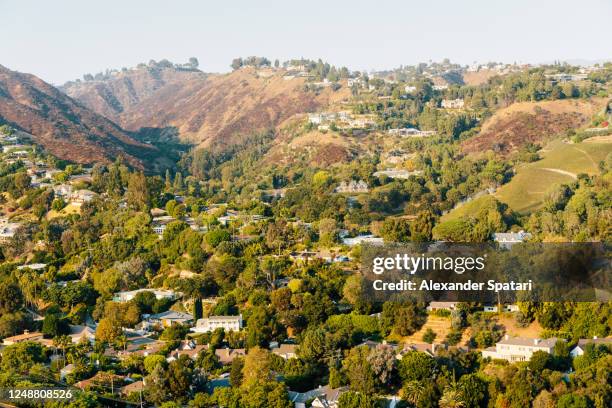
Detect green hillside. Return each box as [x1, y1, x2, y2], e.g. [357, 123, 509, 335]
[495, 139, 612, 213]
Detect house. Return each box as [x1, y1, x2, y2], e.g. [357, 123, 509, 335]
[69, 325, 96, 344]
[271, 343, 298, 359]
[53, 184, 73, 199]
[387, 128, 436, 137]
[113, 288, 178, 303]
[397, 343, 444, 359]
[433, 85, 448, 91]
[493, 230, 532, 249]
[483, 304, 520, 313]
[570, 337, 612, 358]
[70, 189, 96, 204]
[120, 380, 145, 397]
[289, 387, 327, 408]
[427, 301, 460, 311]
[335, 180, 369, 193]
[0, 221, 21, 242]
[404, 85, 416, 93]
[311, 386, 348, 408]
[373, 169, 422, 179]
[215, 348, 246, 365]
[192, 315, 243, 333]
[16, 263, 47, 271]
[147, 311, 193, 328]
[60, 364, 75, 381]
[152, 215, 177, 236]
[441, 99, 465, 109]
[481, 335, 561, 362]
[2, 330, 44, 345]
[289, 251, 320, 263]
[118, 336, 165, 359]
[342, 235, 384, 247]
[168, 340, 208, 360]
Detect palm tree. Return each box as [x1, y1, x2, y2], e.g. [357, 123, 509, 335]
[439, 388, 466, 408]
[400, 380, 425, 406]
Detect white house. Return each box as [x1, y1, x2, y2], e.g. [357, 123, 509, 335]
[441, 98, 465, 109]
[192, 315, 243, 333]
[342, 235, 384, 247]
[113, 288, 178, 303]
[493, 230, 532, 249]
[335, 180, 369, 193]
[373, 169, 422, 180]
[483, 304, 520, 313]
[427, 301, 460, 311]
[152, 215, 177, 236]
[68, 325, 96, 344]
[482, 335, 561, 362]
[570, 337, 612, 358]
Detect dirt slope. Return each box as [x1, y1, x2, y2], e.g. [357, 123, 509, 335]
[65, 66, 350, 149]
[462, 98, 606, 155]
[0, 65, 155, 168]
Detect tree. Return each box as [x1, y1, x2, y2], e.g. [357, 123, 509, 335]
[144, 354, 167, 373]
[342, 346, 376, 395]
[367, 344, 395, 388]
[398, 351, 436, 383]
[42, 313, 70, 338]
[422, 328, 437, 344]
[241, 347, 273, 389]
[1, 341, 46, 373]
[458, 373, 487, 408]
[95, 318, 122, 343]
[165, 357, 193, 401]
[528, 350, 551, 373]
[146, 363, 168, 404]
[126, 172, 149, 209]
[337, 391, 377, 408]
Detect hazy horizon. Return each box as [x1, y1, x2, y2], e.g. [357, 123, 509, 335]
[1, 0, 611, 85]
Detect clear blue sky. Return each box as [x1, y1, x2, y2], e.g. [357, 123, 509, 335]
[1, 0, 611, 84]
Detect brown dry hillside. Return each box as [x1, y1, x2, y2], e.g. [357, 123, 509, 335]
[62, 65, 206, 121]
[462, 98, 606, 154]
[65, 65, 349, 149]
[462, 69, 499, 86]
[0, 65, 154, 168]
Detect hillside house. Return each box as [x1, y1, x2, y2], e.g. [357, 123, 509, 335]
[335, 180, 369, 193]
[152, 215, 176, 236]
[427, 301, 460, 311]
[342, 235, 384, 247]
[373, 169, 422, 179]
[113, 288, 178, 303]
[441, 98, 465, 109]
[16, 263, 47, 271]
[53, 184, 73, 199]
[482, 335, 561, 362]
[2, 330, 44, 346]
[404, 85, 417, 93]
[146, 311, 194, 328]
[270, 343, 298, 359]
[483, 304, 520, 313]
[493, 230, 532, 249]
[311, 386, 349, 408]
[168, 340, 208, 360]
[69, 189, 96, 205]
[570, 337, 612, 358]
[215, 348, 246, 365]
[192, 315, 243, 333]
[0, 219, 21, 242]
[388, 128, 436, 137]
[69, 325, 96, 344]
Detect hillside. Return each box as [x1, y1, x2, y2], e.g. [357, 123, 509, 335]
[495, 138, 612, 213]
[462, 98, 606, 155]
[0, 65, 156, 169]
[61, 64, 206, 122]
[65, 65, 350, 149]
